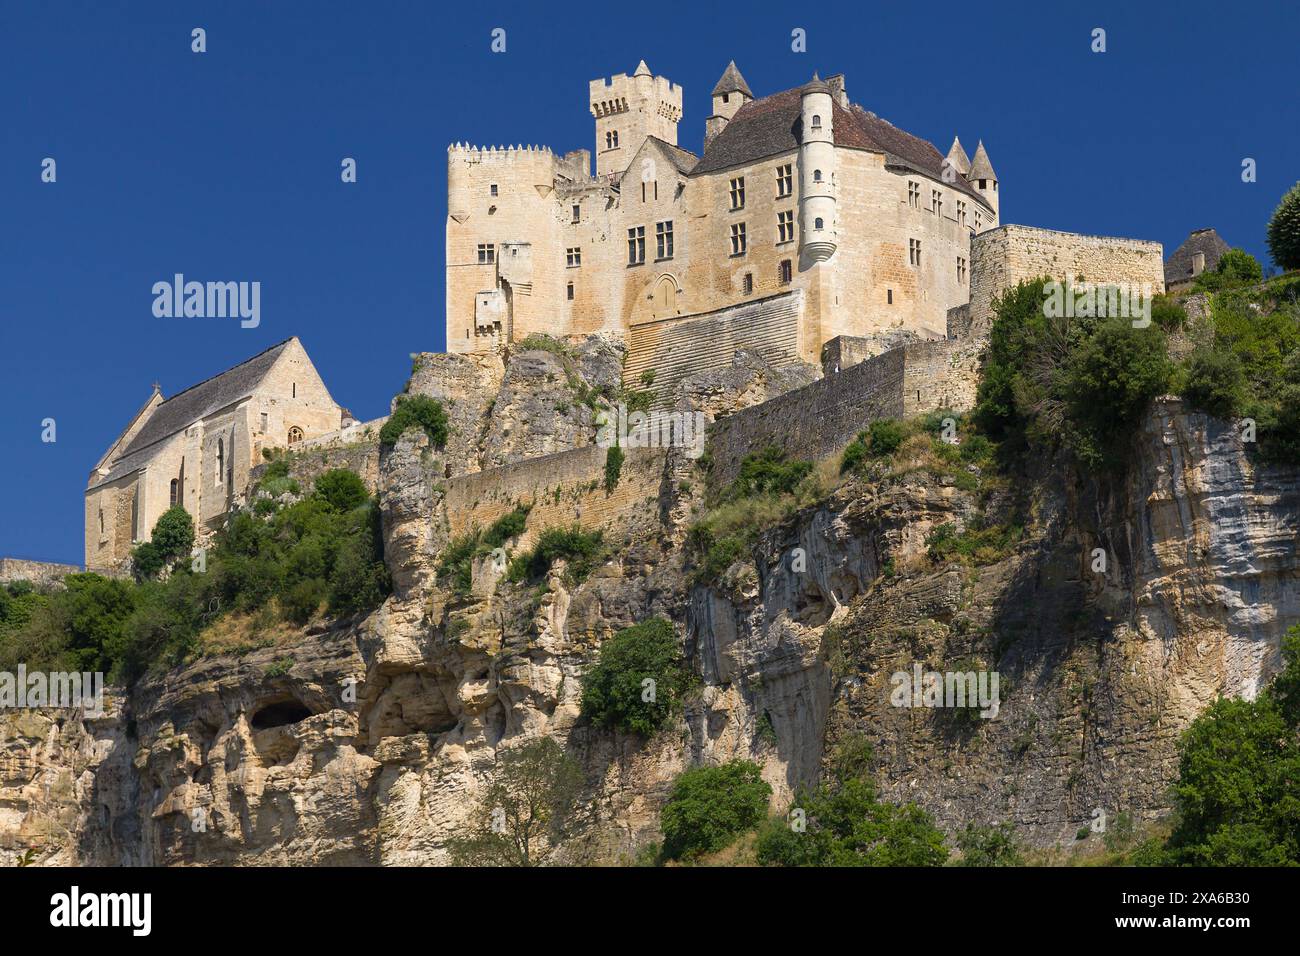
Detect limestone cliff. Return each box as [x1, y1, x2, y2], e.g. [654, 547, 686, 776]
[3, 337, 1294, 866]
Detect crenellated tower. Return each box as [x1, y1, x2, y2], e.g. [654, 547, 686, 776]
[588, 60, 682, 177]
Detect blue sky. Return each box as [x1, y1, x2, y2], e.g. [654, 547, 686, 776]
[2, 0, 1297, 564]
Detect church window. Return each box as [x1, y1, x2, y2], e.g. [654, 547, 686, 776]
[814, 217, 824, 231]
[216, 438, 224, 483]
[170, 479, 179, 507]
[957, 257, 967, 283]
[288, 426, 304, 445]
[811, 115, 822, 130]
[729, 177, 745, 210]
[656, 221, 674, 259]
[490, 184, 498, 196]
[743, 273, 753, 295]
[779, 260, 792, 284]
[777, 210, 795, 244]
[627, 226, 645, 265]
[566, 247, 581, 267]
[908, 181, 920, 208]
[730, 223, 747, 256]
[776, 164, 793, 197]
[477, 244, 495, 264]
[572, 205, 581, 223]
[567, 282, 574, 301]
[909, 238, 922, 267]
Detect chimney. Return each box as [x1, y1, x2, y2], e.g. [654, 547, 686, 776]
[825, 74, 848, 108]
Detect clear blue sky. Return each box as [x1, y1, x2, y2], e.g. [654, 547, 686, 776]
[2, 0, 1297, 565]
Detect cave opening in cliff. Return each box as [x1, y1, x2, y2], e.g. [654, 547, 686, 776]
[251, 699, 314, 730]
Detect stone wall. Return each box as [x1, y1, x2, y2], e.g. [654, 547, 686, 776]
[0, 558, 83, 589]
[442, 443, 667, 551]
[820, 329, 929, 376]
[250, 442, 383, 496]
[707, 338, 983, 487]
[969, 224, 1166, 335]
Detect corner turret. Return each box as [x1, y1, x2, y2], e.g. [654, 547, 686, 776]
[798, 74, 837, 263]
[705, 61, 753, 149]
[967, 140, 998, 220]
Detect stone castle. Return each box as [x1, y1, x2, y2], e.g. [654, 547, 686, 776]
[73, 60, 1175, 573]
[446, 62, 1002, 372]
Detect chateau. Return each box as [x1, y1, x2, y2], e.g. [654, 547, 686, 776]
[446, 62, 1000, 373]
[84, 338, 345, 569]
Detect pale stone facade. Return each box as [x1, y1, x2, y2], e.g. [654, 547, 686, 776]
[446, 63, 999, 365]
[84, 338, 343, 570]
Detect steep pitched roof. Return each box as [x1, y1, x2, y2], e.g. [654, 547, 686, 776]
[967, 140, 997, 182]
[647, 136, 698, 175]
[690, 86, 986, 204]
[712, 61, 753, 98]
[946, 137, 971, 177]
[1165, 228, 1230, 284]
[117, 338, 296, 459]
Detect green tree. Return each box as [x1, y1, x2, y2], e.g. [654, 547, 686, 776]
[956, 822, 1023, 866]
[580, 618, 690, 736]
[1267, 182, 1300, 272]
[446, 737, 589, 866]
[660, 760, 772, 860]
[314, 469, 369, 512]
[1193, 249, 1263, 292]
[150, 506, 195, 564]
[379, 394, 449, 449]
[1160, 625, 1300, 865]
[1181, 346, 1248, 420]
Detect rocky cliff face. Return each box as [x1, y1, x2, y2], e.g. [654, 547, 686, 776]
[3, 338, 1294, 867]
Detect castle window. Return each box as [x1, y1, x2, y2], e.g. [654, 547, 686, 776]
[909, 238, 922, 267]
[216, 438, 224, 483]
[887, 289, 893, 304]
[477, 244, 495, 264]
[490, 184, 498, 196]
[656, 220, 674, 259]
[572, 205, 580, 223]
[743, 273, 753, 295]
[779, 259, 792, 284]
[627, 226, 645, 265]
[730, 222, 747, 256]
[566, 247, 581, 267]
[567, 282, 574, 301]
[979, 179, 987, 189]
[908, 181, 920, 208]
[956, 200, 966, 227]
[814, 217, 824, 231]
[98, 508, 104, 536]
[813, 169, 822, 183]
[729, 177, 745, 210]
[260, 412, 268, 432]
[931, 189, 942, 216]
[777, 164, 793, 198]
[811, 114, 822, 130]
[169, 478, 179, 507]
[722, 93, 729, 104]
[605, 130, 619, 149]
[957, 257, 967, 283]
[288, 426, 304, 445]
[777, 210, 795, 244]
[974, 210, 982, 231]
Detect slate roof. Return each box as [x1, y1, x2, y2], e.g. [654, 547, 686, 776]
[1165, 228, 1230, 285]
[649, 136, 699, 175]
[97, 339, 295, 484]
[712, 61, 753, 98]
[690, 86, 987, 204]
[967, 140, 997, 183]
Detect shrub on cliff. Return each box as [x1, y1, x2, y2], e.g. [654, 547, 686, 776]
[314, 468, 368, 512]
[1193, 248, 1263, 292]
[660, 761, 772, 860]
[506, 525, 604, 585]
[1267, 182, 1300, 272]
[1180, 346, 1248, 420]
[1151, 625, 1300, 866]
[755, 735, 949, 867]
[580, 618, 690, 736]
[379, 394, 449, 449]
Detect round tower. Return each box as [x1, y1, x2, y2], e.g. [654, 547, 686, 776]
[967, 140, 999, 222]
[798, 74, 837, 263]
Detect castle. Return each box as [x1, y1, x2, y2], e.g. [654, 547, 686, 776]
[445, 62, 1001, 375]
